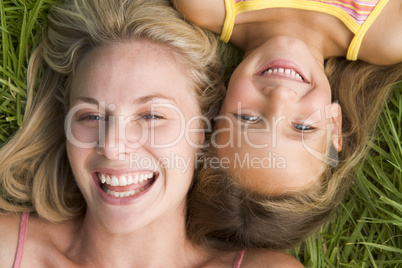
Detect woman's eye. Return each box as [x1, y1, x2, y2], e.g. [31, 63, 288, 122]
[292, 123, 314, 131]
[235, 114, 261, 123]
[78, 114, 105, 122]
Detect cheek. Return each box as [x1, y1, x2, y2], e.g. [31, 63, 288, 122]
[68, 124, 100, 146]
[66, 142, 82, 172]
[149, 124, 185, 147]
[66, 141, 93, 175]
[66, 142, 84, 185]
[186, 119, 205, 147]
[225, 82, 251, 108]
[214, 117, 235, 148]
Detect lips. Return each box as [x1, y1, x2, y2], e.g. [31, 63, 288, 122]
[97, 171, 157, 198]
[256, 60, 310, 83]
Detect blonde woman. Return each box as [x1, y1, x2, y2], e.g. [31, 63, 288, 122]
[172, 0, 402, 250]
[0, 0, 303, 266]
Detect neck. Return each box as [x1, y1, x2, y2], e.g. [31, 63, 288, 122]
[244, 23, 327, 65]
[233, 10, 352, 62]
[67, 205, 205, 267]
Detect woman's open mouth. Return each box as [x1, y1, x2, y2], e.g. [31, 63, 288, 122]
[97, 171, 158, 198]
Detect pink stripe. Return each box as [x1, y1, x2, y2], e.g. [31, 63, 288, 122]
[233, 250, 245, 268]
[322, 1, 376, 24]
[234, 0, 380, 25]
[13, 212, 29, 268]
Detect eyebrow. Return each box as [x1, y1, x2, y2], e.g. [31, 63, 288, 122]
[70, 96, 98, 107]
[132, 93, 178, 105]
[70, 93, 178, 107]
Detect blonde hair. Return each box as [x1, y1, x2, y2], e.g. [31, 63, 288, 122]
[0, 0, 225, 222]
[187, 58, 402, 250]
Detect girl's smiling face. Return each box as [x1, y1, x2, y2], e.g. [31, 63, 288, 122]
[66, 41, 204, 233]
[215, 36, 343, 195]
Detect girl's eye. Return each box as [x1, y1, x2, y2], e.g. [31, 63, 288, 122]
[292, 123, 314, 131]
[235, 114, 261, 123]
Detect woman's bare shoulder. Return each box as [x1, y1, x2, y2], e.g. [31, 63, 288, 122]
[0, 213, 23, 267]
[1, 212, 82, 266]
[243, 249, 304, 268]
[170, 0, 226, 34]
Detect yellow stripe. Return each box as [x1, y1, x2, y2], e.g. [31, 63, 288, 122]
[220, 0, 362, 42]
[221, 0, 236, 42]
[346, 0, 389, 60]
[220, 0, 389, 60]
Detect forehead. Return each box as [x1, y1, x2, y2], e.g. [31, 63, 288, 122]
[69, 41, 195, 102]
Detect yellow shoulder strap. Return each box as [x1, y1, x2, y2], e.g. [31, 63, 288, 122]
[346, 0, 389, 60]
[220, 0, 236, 42]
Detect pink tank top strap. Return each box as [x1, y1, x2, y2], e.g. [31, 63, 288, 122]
[233, 249, 245, 268]
[13, 212, 29, 268]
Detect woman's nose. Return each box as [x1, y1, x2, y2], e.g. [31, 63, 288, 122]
[95, 117, 148, 160]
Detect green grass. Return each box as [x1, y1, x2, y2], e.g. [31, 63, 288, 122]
[294, 87, 402, 267]
[0, 0, 56, 143]
[1, 1, 401, 267]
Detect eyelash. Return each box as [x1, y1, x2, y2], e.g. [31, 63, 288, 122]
[235, 114, 261, 123]
[292, 123, 314, 131]
[141, 114, 164, 120]
[77, 113, 164, 123]
[78, 114, 105, 122]
[235, 114, 314, 131]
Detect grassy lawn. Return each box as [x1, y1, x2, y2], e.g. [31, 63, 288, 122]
[294, 87, 402, 267]
[1, 1, 401, 267]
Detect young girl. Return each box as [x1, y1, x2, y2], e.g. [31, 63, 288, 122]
[172, 0, 402, 250]
[0, 0, 303, 266]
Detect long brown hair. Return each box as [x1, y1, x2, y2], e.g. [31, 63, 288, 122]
[186, 58, 402, 250]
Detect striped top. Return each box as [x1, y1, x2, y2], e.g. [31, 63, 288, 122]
[221, 0, 390, 60]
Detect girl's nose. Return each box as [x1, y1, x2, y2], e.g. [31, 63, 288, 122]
[262, 84, 297, 114]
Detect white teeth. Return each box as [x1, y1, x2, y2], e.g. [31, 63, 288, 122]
[100, 174, 106, 184]
[264, 68, 304, 81]
[99, 172, 154, 186]
[111, 176, 119, 186]
[119, 176, 127, 186]
[106, 187, 148, 198]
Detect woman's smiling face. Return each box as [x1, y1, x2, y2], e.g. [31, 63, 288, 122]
[215, 36, 343, 195]
[66, 41, 204, 233]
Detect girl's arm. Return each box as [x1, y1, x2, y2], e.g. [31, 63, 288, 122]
[359, 0, 402, 65]
[170, 0, 226, 34]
